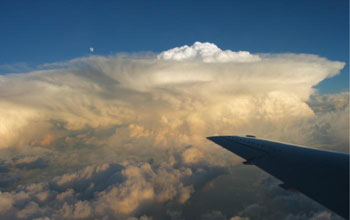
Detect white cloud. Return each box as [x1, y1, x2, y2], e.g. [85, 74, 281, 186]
[157, 42, 261, 63]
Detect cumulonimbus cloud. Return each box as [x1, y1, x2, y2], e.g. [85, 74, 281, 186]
[0, 42, 345, 151]
[0, 42, 347, 220]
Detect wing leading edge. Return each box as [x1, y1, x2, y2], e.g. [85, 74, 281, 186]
[207, 135, 349, 220]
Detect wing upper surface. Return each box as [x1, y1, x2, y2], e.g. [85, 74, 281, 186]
[207, 136, 349, 220]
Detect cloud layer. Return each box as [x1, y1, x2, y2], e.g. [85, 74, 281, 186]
[0, 148, 227, 220]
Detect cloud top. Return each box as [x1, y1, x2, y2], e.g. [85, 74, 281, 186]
[157, 42, 261, 63]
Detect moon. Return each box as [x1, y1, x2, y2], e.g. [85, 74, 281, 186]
[89, 47, 94, 52]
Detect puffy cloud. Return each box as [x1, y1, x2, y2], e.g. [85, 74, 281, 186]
[283, 93, 349, 152]
[157, 42, 261, 63]
[8, 156, 48, 170]
[181, 147, 204, 164]
[0, 147, 227, 219]
[308, 92, 349, 113]
[0, 156, 48, 190]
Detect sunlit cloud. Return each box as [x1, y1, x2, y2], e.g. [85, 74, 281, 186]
[0, 148, 227, 219]
[0, 42, 347, 220]
[157, 42, 261, 63]
[0, 42, 345, 151]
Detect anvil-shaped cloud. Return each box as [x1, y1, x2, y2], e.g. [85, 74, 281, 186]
[0, 42, 345, 150]
[0, 42, 347, 220]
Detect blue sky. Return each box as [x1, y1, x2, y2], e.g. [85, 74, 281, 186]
[0, 0, 348, 93]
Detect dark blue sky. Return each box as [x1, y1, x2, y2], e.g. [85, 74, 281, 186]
[0, 0, 348, 93]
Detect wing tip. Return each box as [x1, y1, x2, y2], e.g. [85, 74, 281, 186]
[206, 136, 220, 141]
[206, 136, 220, 145]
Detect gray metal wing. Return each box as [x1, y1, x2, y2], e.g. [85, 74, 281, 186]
[207, 135, 349, 220]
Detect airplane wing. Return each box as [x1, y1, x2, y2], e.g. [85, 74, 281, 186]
[207, 135, 349, 220]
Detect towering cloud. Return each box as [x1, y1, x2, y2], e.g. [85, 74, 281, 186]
[0, 42, 345, 150]
[157, 42, 261, 63]
[0, 42, 347, 219]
